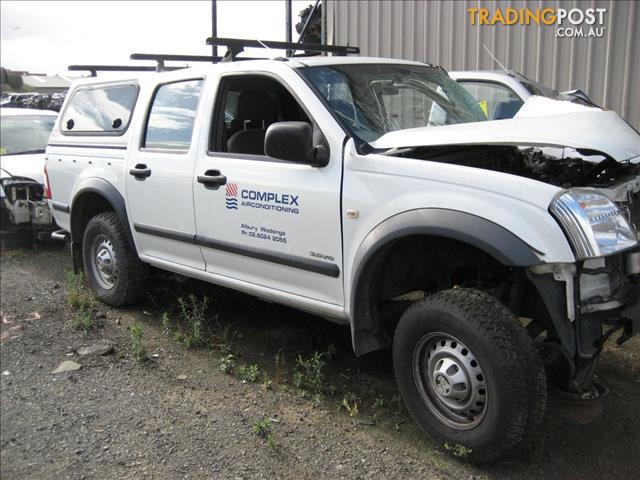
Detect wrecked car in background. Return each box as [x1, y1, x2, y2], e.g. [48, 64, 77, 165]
[450, 69, 597, 120]
[45, 45, 639, 462]
[1, 108, 58, 247]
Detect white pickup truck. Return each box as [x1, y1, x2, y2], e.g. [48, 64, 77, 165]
[46, 42, 639, 462]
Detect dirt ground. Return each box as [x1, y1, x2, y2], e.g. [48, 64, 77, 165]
[1, 243, 639, 479]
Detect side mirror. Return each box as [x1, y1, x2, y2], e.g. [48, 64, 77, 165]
[264, 121, 329, 167]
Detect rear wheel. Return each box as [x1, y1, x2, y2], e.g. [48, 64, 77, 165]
[82, 212, 147, 306]
[393, 288, 546, 462]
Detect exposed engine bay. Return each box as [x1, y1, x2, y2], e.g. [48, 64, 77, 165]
[388, 144, 640, 233]
[0, 175, 54, 239]
[388, 144, 640, 189]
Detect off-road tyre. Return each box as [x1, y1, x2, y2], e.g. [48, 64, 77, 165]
[393, 288, 546, 462]
[82, 212, 147, 306]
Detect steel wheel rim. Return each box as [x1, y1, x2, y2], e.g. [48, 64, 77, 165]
[91, 234, 117, 290]
[412, 332, 488, 430]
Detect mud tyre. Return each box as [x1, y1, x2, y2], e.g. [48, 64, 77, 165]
[393, 288, 546, 462]
[82, 212, 147, 306]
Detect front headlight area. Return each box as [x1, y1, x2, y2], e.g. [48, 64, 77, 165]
[551, 189, 638, 260]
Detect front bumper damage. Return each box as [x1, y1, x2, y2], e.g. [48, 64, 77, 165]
[528, 247, 639, 360]
[0, 176, 56, 242]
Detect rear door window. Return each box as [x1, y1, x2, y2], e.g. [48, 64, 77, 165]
[143, 79, 203, 151]
[61, 84, 138, 134]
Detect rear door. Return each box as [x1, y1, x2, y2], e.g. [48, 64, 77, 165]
[125, 78, 206, 270]
[192, 71, 345, 306]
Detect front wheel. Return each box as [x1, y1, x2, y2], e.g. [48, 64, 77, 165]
[393, 288, 546, 462]
[82, 212, 147, 306]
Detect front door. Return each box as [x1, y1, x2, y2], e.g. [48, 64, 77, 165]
[126, 78, 206, 270]
[193, 73, 344, 305]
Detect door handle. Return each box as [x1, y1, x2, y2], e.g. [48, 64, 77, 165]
[129, 164, 151, 180]
[197, 169, 227, 190]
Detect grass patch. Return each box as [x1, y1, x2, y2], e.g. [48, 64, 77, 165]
[129, 324, 147, 362]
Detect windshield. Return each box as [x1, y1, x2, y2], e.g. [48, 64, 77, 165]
[301, 64, 486, 142]
[0, 115, 56, 155]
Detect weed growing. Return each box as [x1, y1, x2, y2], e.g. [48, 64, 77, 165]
[220, 353, 235, 374]
[65, 271, 94, 311]
[129, 324, 147, 362]
[341, 392, 360, 418]
[252, 418, 277, 448]
[444, 442, 473, 458]
[72, 306, 94, 331]
[177, 295, 210, 348]
[292, 346, 335, 399]
[373, 396, 388, 410]
[212, 321, 238, 354]
[160, 312, 171, 335]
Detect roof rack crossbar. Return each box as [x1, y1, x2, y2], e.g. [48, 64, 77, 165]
[68, 65, 187, 77]
[130, 53, 223, 63]
[205, 37, 359, 61]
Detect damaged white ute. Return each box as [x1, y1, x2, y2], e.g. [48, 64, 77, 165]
[46, 55, 639, 462]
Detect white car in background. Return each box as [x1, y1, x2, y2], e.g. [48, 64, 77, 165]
[450, 70, 598, 120]
[1, 108, 58, 245]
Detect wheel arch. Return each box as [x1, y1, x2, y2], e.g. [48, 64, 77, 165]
[70, 178, 135, 271]
[349, 208, 546, 356]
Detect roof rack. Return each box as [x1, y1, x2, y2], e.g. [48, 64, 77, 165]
[68, 64, 187, 77]
[69, 37, 360, 77]
[205, 37, 359, 61]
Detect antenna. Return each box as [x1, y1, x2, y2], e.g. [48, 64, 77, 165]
[482, 44, 508, 73]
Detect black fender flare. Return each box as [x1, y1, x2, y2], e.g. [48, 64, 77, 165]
[70, 178, 135, 270]
[349, 208, 545, 355]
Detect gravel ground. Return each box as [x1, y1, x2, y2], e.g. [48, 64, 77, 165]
[1, 243, 639, 479]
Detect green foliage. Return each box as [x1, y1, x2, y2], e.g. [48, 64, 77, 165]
[252, 418, 271, 438]
[129, 324, 147, 362]
[65, 270, 84, 291]
[212, 321, 238, 355]
[252, 418, 277, 447]
[160, 312, 171, 334]
[65, 271, 94, 310]
[219, 353, 235, 374]
[236, 363, 259, 383]
[373, 396, 388, 410]
[177, 295, 209, 348]
[261, 373, 273, 391]
[292, 348, 332, 398]
[444, 442, 473, 458]
[341, 392, 360, 418]
[72, 306, 94, 331]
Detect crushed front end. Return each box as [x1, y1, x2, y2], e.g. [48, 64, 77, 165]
[0, 175, 56, 246]
[527, 176, 639, 402]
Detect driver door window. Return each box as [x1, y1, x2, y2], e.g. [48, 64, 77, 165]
[211, 75, 311, 157]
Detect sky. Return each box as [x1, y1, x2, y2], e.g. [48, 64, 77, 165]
[0, 1, 312, 76]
